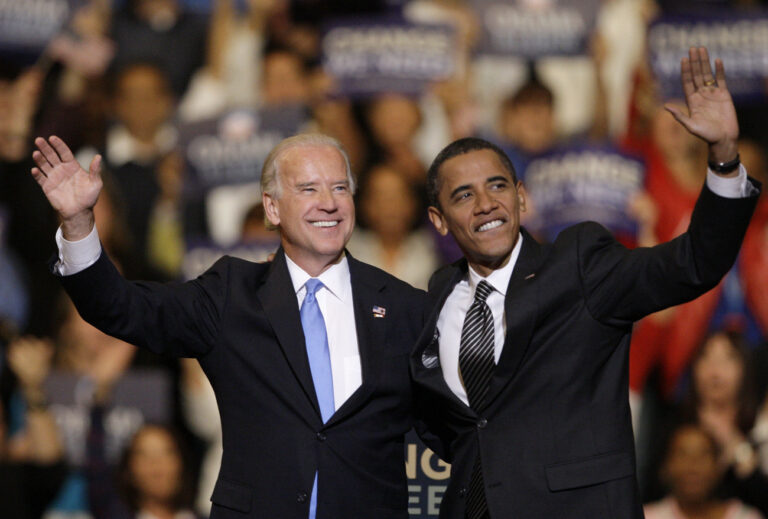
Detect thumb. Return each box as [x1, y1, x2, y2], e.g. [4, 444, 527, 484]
[89, 154, 102, 178]
[664, 103, 692, 131]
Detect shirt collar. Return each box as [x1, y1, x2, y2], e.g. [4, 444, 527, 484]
[285, 252, 351, 303]
[467, 231, 524, 297]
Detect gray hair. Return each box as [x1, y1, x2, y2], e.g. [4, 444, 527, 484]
[261, 133, 355, 200]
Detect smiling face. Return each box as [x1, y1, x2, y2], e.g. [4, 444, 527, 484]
[262, 144, 355, 276]
[428, 149, 526, 276]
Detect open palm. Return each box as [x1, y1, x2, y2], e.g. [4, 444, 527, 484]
[30, 136, 102, 221]
[665, 47, 739, 154]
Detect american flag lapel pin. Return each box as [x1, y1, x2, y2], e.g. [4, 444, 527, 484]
[525, 273, 536, 280]
[372, 305, 386, 318]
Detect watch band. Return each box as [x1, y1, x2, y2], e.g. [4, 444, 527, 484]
[708, 154, 740, 174]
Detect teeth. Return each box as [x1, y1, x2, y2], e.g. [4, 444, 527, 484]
[478, 220, 503, 232]
[312, 221, 339, 228]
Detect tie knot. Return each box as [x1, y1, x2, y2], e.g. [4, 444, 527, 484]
[304, 278, 324, 297]
[474, 281, 493, 303]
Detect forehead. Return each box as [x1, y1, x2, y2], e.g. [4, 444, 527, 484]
[279, 145, 347, 183]
[438, 149, 513, 190]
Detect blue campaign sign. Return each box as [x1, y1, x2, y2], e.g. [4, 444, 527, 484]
[178, 105, 308, 193]
[322, 17, 457, 98]
[0, 0, 80, 64]
[648, 11, 768, 102]
[521, 144, 645, 242]
[469, 0, 601, 58]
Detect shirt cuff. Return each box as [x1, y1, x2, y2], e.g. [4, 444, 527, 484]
[706, 164, 756, 198]
[54, 225, 102, 276]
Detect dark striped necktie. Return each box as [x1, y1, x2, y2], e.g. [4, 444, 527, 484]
[459, 280, 495, 519]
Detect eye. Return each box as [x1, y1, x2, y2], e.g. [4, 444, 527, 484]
[490, 182, 508, 191]
[333, 185, 349, 192]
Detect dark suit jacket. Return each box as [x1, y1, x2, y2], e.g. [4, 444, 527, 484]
[411, 181, 760, 518]
[60, 248, 426, 519]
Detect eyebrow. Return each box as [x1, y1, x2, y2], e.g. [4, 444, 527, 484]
[448, 176, 510, 199]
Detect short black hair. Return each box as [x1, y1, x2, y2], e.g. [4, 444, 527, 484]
[426, 137, 518, 208]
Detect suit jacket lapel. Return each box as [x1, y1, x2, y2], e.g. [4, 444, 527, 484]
[484, 229, 543, 410]
[256, 248, 321, 420]
[325, 254, 386, 426]
[412, 261, 476, 417]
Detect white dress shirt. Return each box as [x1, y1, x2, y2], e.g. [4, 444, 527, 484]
[55, 230, 362, 412]
[436, 167, 754, 405]
[284, 254, 362, 411]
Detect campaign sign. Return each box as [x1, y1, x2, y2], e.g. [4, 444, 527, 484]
[0, 0, 79, 64]
[406, 429, 450, 518]
[181, 238, 281, 280]
[322, 18, 457, 97]
[178, 105, 308, 193]
[470, 0, 601, 57]
[521, 144, 644, 242]
[44, 368, 171, 466]
[648, 11, 768, 101]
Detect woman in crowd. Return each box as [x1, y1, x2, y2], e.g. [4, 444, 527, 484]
[114, 424, 198, 519]
[645, 423, 763, 519]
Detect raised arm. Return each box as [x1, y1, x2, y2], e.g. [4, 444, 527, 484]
[30, 135, 101, 240]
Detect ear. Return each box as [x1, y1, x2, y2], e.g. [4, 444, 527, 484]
[428, 206, 449, 236]
[262, 192, 280, 227]
[516, 181, 527, 212]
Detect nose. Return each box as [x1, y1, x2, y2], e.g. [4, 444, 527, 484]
[317, 187, 338, 212]
[474, 189, 497, 214]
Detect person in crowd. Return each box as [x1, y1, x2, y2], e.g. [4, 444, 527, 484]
[496, 74, 557, 173]
[1, 336, 68, 519]
[668, 329, 768, 515]
[30, 132, 435, 518]
[44, 295, 173, 518]
[347, 164, 438, 289]
[99, 62, 177, 271]
[365, 93, 427, 186]
[645, 423, 763, 519]
[411, 48, 760, 518]
[110, 0, 207, 98]
[106, 424, 198, 519]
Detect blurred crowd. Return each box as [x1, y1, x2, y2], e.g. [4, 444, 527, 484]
[1, 0, 768, 518]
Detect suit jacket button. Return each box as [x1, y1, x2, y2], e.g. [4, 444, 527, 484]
[458, 487, 468, 497]
[316, 432, 327, 441]
[297, 492, 308, 503]
[477, 418, 488, 429]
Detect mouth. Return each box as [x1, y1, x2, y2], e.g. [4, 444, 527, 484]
[310, 220, 340, 228]
[475, 219, 504, 232]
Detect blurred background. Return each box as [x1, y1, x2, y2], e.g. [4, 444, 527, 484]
[1, 0, 768, 517]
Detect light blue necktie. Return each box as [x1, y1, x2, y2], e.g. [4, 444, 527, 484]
[300, 278, 335, 519]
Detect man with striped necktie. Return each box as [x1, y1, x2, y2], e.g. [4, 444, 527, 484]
[411, 48, 761, 518]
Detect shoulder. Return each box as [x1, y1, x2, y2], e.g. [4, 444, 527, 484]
[349, 256, 425, 298]
[427, 261, 463, 294]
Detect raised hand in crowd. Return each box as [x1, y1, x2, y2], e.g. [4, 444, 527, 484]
[6, 336, 62, 463]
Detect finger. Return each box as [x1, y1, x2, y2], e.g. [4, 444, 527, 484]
[698, 47, 716, 86]
[49, 135, 75, 162]
[34, 136, 62, 166]
[714, 58, 728, 90]
[89, 154, 102, 178]
[30, 167, 47, 185]
[32, 150, 52, 175]
[689, 46, 705, 89]
[680, 57, 696, 100]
